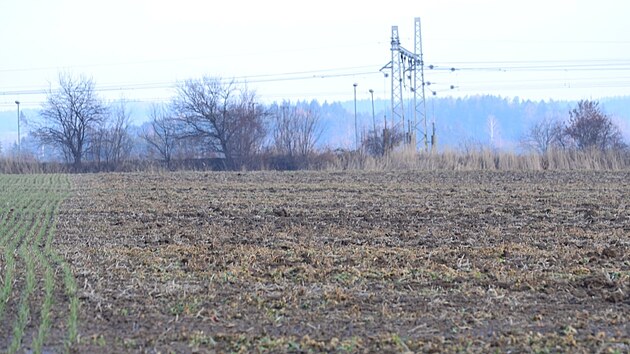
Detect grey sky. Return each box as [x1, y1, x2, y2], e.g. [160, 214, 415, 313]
[1, 0, 629, 109]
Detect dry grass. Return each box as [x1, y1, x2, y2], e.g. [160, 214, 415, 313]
[3, 148, 628, 174]
[338, 148, 630, 172]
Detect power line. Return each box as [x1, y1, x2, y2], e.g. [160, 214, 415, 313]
[432, 38, 630, 45]
[430, 59, 630, 71]
[2, 58, 630, 108]
[0, 65, 384, 95]
[0, 42, 384, 74]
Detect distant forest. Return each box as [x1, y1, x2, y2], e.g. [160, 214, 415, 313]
[311, 95, 630, 150]
[1, 94, 629, 156]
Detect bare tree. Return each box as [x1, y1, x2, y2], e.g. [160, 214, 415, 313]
[34, 73, 107, 169]
[295, 107, 322, 157]
[228, 92, 267, 168]
[272, 103, 323, 158]
[520, 116, 564, 154]
[89, 100, 133, 168]
[565, 100, 625, 151]
[105, 100, 134, 165]
[140, 104, 180, 167]
[486, 115, 501, 149]
[172, 77, 266, 170]
[273, 104, 296, 157]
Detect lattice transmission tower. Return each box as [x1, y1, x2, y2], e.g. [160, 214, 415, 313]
[381, 17, 429, 151]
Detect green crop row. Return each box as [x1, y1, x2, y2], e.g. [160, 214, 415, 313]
[0, 174, 76, 354]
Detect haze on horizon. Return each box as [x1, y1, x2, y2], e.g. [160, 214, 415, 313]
[1, 0, 630, 110]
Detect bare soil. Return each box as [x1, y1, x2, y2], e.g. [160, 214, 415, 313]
[54, 171, 630, 353]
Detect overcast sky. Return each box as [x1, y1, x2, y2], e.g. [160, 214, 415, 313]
[1, 0, 629, 109]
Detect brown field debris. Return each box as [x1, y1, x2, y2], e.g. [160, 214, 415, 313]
[54, 171, 629, 353]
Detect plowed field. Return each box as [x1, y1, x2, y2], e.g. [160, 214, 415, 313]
[4, 171, 628, 353]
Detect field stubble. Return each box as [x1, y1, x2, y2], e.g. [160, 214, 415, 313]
[56, 171, 629, 353]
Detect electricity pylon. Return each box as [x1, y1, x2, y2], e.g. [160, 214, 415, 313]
[381, 17, 428, 151]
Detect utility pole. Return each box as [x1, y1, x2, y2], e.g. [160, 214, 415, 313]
[431, 98, 437, 151]
[353, 83, 358, 150]
[15, 100, 20, 153]
[369, 89, 376, 138]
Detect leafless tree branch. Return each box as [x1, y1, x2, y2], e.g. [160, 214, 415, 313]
[34, 73, 107, 169]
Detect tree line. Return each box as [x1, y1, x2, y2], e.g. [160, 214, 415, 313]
[9, 73, 630, 172]
[27, 73, 328, 171]
[520, 100, 627, 154]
